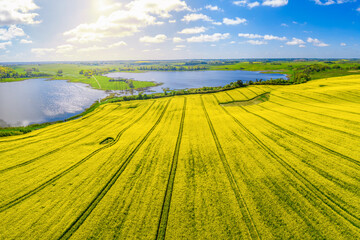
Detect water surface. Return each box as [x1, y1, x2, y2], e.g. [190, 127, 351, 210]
[106, 70, 287, 93]
[0, 79, 107, 127]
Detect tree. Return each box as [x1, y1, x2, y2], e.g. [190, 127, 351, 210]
[57, 69, 63, 76]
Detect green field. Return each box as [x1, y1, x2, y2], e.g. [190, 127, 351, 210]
[5, 63, 156, 91]
[0, 75, 359, 239]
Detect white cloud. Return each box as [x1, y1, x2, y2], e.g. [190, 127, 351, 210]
[139, 34, 167, 43]
[56, 44, 74, 53]
[31, 48, 55, 55]
[173, 37, 184, 43]
[307, 37, 329, 47]
[264, 34, 287, 41]
[182, 13, 213, 22]
[109, 41, 127, 48]
[238, 33, 263, 39]
[247, 40, 267, 45]
[313, 0, 355, 5]
[205, 5, 222, 11]
[0, 41, 11, 49]
[78, 46, 107, 52]
[178, 26, 207, 34]
[357, 7, 360, 12]
[340, 42, 347, 46]
[212, 22, 222, 25]
[20, 39, 32, 44]
[299, 45, 306, 48]
[187, 33, 230, 42]
[281, 23, 289, 27]
[64, 0, 189, 43]
[0, 25, 26, 41]
[233, 1, 261, 8]
[248, 2, 261, 8]
[0, 0, 40, 25]
[286, 37, 306, 46]
[223, 17, 247, 25]
[262, 0, 288, 7]
[169, 19, 176, 23]
[238, 33, 287, 41]
[234, 0, 287, 8]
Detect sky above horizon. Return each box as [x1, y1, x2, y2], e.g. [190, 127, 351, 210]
[0, 0, 359, 62]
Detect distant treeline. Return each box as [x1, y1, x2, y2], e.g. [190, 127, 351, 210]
[290, 63, 360, 83]
[137, 65, 207, 71]
[0, 66, 51, 79]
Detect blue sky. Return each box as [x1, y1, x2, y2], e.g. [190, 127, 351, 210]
[0, 0, 359, 61]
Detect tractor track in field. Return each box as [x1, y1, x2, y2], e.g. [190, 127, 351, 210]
[201, 95, 261, 240]
[224, 92, 235, 102]
[246, 88, 260, 97]
[57, 99, 171, 240]
[287, 92, 360, 116]
[0, 101, 157, 213]
[235, 89, 249, 100]
[271, 94, 360, 123]
[0, 105, 124, 153]
[242, 106, 360, 167]
[156, 98, 186, 240]
[0, 106, 137, 174]
[258, 104, 360, 139]
[315, 92, 360, 104]
[219, 100, 360, 228]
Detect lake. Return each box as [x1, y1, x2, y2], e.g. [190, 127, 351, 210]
[0, 79, 107, 127]
[0, 70, 286, 127]
[105, 70, 287, 93]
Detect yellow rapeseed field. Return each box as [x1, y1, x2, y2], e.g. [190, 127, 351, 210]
[0, 75, 359, 239]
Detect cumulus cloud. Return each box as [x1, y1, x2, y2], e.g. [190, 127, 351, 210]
[78, 46, 108, 52]
[187, 33, 230, 42]
[233, 0, 287, 8]
[0, 41, 11, 49]
[286, 37, 306, 46]
[233, 0, 260, 8]
[31, 48, 55, 55]
[313, 0, 355, 5]
[56, 44, 74, 53]
[64, 0, 189, 43]
[263, 0, 288, 7]
[109, 41, 127, 47]
[238, 33, 263, 39]
[139, 34, 167, 43]
[182, 13, 213, 22]
[20, 39, 32, 44]
[340, 42, 347, 46]
[307, 37, 329, 47]
[0, 25, 26, 41]
[212, 22, 222, 26]
[173, 37, 184, 43]
[247, 40, 267, 45]
[223, 17, 247, 25]
[0, 0, 40, 25]
[238, 33, 287, 41]
[178, 26, 207, 34]
[173, 44, 186, 50]
[205, 5, 222, 11]
[264, 35, 287, 41]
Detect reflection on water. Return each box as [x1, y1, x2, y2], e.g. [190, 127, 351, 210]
[0, 79, 107, 127]
[106, 70, 287, 93]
